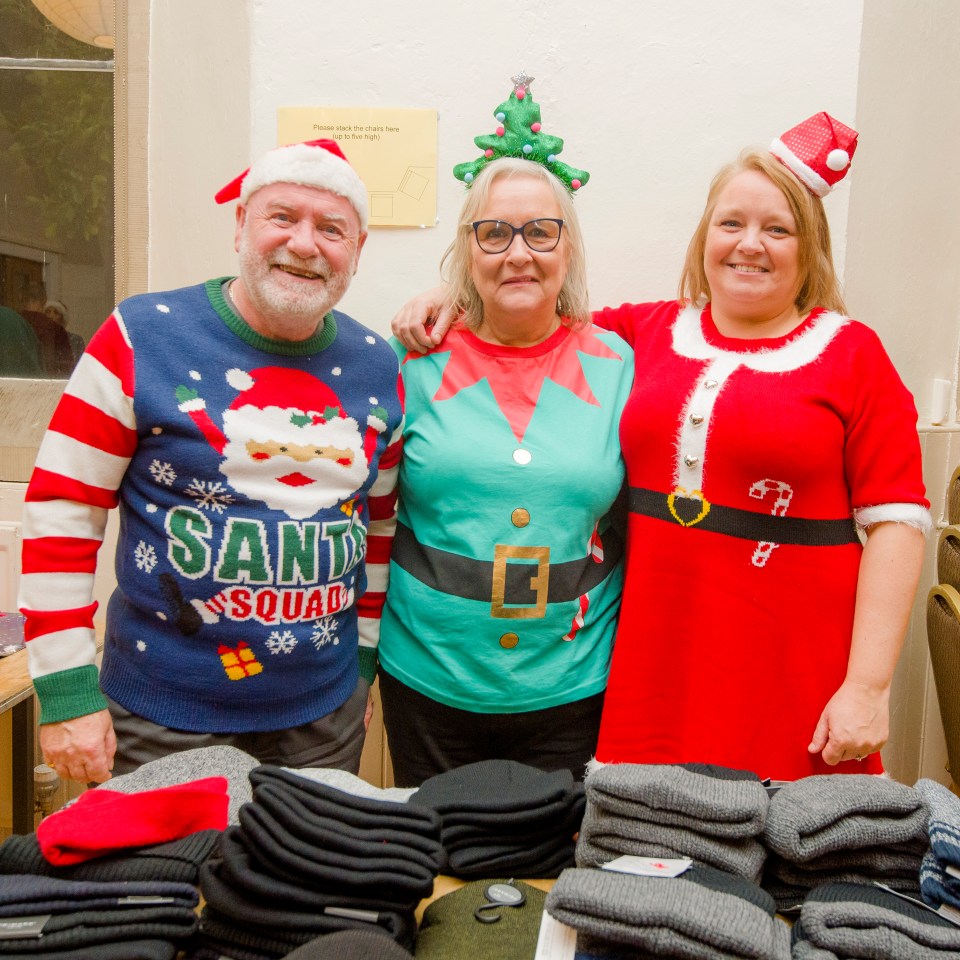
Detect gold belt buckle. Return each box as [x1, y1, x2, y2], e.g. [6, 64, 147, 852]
[491, 544, 550, 619]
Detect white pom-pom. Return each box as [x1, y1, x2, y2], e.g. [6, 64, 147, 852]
[826, 149, 850, 172]
[226, 368, 254, 391]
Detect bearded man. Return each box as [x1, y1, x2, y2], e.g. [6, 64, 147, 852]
[19, 140, 403, 783]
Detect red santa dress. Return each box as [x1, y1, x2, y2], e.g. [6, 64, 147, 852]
[594, 300, 930, 780]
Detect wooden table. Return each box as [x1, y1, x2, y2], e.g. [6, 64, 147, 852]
[0, 647, 35, 835]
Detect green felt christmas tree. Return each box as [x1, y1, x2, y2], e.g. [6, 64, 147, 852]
[453, 72, 590, 192]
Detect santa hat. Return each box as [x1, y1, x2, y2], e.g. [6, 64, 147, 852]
[43, 299, 68, 320]
[769, 112, 858, 198]
[226, 367, 347, 423]
[215, 138, 368, 229]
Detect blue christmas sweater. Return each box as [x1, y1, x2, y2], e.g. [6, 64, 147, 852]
[20, 278, 403, 732]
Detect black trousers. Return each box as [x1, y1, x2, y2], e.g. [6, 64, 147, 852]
[379, 668, 604, 787]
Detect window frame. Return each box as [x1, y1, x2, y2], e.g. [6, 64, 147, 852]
[0, 0, 147, 483]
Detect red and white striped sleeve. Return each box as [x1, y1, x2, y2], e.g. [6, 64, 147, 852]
[356, 382, 404, 684]
[18, 312, 137, 724]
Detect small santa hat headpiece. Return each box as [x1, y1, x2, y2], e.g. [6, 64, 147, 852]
[215, 138, 369, 229]
[769, 112, 859, 198]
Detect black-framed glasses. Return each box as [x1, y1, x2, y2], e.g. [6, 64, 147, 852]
[471, 218, 565, 254]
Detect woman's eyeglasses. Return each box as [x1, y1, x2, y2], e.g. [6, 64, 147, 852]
[471, 219, 565, 254]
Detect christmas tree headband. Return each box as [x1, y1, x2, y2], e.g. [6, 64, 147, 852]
[453, 73, 590, 192]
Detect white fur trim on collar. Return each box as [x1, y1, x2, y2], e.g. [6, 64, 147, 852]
[671, 303, 850, 373]
[240, 143, 369, 229]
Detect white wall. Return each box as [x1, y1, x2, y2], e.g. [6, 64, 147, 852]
[149, 0, 864, 332]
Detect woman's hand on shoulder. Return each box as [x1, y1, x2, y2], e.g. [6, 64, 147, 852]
[808, 678, 890, 765]
[391, 284, 455, 352]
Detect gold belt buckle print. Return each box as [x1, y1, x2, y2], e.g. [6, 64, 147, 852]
[491, 544, 550, 619]
[667, 486, 711, 527]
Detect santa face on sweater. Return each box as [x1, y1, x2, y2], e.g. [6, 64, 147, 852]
[219, 404, 368, 518]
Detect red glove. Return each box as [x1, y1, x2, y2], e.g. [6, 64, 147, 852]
[37, 776, 228, 865]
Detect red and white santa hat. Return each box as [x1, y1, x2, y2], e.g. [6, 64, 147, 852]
[214, 138, 368, 229]
[769, 112, 859, 198]
[226, 367, 347, 422]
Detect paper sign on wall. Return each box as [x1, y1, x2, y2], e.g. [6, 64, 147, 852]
[278, 107, 437, 228]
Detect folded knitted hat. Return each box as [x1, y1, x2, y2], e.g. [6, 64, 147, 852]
[237, 800, 437, 902]
[411, 760, 576, 815]
[285, 929, 413, 959]
[282, 766, 418, 804]
[0, 875, 198, 917]
[200, 853, 416, 946]
[415, 880, 546, 960]
[921, 848, 960, 911]
[215, 825, 421, 918]
[797, 882, 960, 958]
[577, 807, 767, 881]
[410, 760, 583, 878]
[0, 940, 177, 960]
[0, 902, 197, 954]
[764, 775, 928, 862]
[250, 767, 441, 837]
[37, 777, 228, 865]
[252, 781, 443, 867]
[545, 864, 790, 960]
[0, 830, 219, 885]
[194, 909, 318, 958]
[584, 764, 769, 838]
[106, 746, 258, 825]
[916, 779, 960, 869]
[790, 920, 842, 959]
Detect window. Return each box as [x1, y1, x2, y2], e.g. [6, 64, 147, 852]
[0, 0, 114, 379]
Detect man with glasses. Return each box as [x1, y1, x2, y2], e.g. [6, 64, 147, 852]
[20, 139, 403, 783]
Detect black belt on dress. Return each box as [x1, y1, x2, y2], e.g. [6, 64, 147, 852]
[627, 486, 859, 546]
[391, 521, 624, 618]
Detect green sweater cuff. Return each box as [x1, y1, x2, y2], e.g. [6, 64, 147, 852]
[34, 665, 109, 725]
[358, 646, 378, 686]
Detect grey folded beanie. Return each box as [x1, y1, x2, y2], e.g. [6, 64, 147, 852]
[284, 929, 413, 958]
[584, 763, 769, 838]
[545, 864, 791, 960]
[104, 745, 258, 825]
[798, 882, 960, 958]
[577, 808, 767, 881]
[764, 775, 928, 862]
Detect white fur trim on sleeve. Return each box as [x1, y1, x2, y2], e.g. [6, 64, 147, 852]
[854, 502, 933, 535]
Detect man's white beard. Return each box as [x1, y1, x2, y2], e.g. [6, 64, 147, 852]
[237, 232, 352, 322]
[219, 412, 369, 519]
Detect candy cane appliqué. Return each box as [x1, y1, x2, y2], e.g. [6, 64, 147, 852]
[749, 479, 794, 567]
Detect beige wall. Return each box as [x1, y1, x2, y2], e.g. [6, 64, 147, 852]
[846, 0, 960, 784]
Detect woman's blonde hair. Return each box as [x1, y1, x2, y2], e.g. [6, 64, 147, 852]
[678, 148, 847, 315]
[440, 158, 590, 330]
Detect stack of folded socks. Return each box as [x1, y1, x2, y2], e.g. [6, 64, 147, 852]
[194, 765, 443, 958]
[545, 862, 791, 959]
[916, 778, 960, 913]
[576, 763, 769, 881]
[762, 775, 929, 912]
[791, 882, 960, 958]
[409, 760, 585, 879]
[0, 874, 199, 960]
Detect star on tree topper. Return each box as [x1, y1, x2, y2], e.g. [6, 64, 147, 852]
[511, 71, 535, 93]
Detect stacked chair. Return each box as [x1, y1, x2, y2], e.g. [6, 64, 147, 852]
[927, 463, 960, 792]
